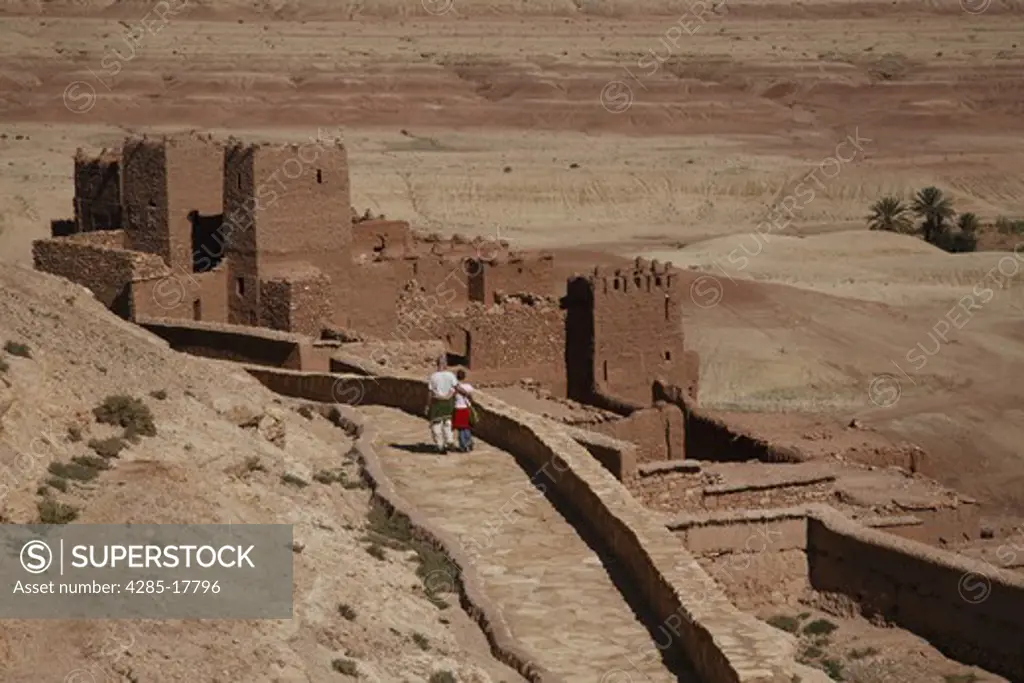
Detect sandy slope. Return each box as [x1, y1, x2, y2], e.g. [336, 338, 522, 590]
[0, 265, 519, 682]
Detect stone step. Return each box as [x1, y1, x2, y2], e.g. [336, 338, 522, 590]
[703, 473, 836, 497]
[637, 459, 701, 477]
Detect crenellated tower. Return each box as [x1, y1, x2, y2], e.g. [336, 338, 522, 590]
[565, 258, 687, 406]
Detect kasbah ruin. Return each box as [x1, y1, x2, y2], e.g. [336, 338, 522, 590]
[14, 126, 1021, 683]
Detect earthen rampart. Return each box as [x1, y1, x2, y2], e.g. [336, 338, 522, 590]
[135, 318, 329, 371]
[242, 366, 828, 683]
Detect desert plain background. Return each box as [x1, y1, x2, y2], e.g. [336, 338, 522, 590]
[2, 0, 1024, 680]
[2, 0, 1024, 507]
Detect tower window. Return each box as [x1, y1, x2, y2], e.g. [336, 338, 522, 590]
[664, 350, 672, 361]
[237, 174, 242, 190]
[236, 277, 245, 297]
[665, 296, 670, 320]
[316, 169, 323, 184]
[603, 360, 608, 382]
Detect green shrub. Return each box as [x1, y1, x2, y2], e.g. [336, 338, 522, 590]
[48, 461, 98, 481]
[72, 454, 111, 471]
[38, 498, 79, 524]
[411, 632, 430, 650]
[803, 619, 838, 636]
[331, 658, 358, 676]
[767, 614, 801, 633]
[93, 395, 156, 438]
[47, 477, 68, 492]
[3, 341, 31, 358]
[280, 473, 308, 488]
[88, 437, 126, 459]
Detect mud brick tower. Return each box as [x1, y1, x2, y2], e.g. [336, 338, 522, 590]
[73, 148, 122, 232]
[120, 132, 224, 274]
[222, 138, 351, 328]
[565, 258, 687, 406]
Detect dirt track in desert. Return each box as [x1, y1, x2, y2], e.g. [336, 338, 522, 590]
[3, 0, 1024, 513]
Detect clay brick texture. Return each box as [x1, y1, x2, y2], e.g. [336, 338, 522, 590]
[259, 265, 333, 338]
[74, 150, 122, 232]
[223, 138, 351, 328]
[33, 238, 169, 318]
[566, 260, 687, 406]
[591, 402, 685, 463]
[122, 133, 223, 275]
[131, 269, 228, 322]
[467, 252, 556, 303]
[351, 219, 412, 258]
[439, 298, 566, 393]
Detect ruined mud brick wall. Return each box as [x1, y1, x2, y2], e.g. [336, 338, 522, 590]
[410, 231, 510, 261]
[258, 264, 333, 338]
[343, 256, 414, 338]
[137, 318, 328, 371]
[32, 238, 170, 319]
[437, 296, 567, 394]
[590, 401, 685, 464]
[565, 259, 689, 408]
[345, 252, 473, 340]
[351, 219, 412, 258]
[654, 382, 801, 463]
[131, 268, 228, 323]
[74, 149, 121, 232]
[223, 138, 351, 328]
[121, 133, 223, 275]
[466, 251, 556, 303]
[65, 229, 126, 249]
[807, 506, 1024, 681]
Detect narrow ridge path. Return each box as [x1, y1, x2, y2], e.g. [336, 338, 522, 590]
[359, 404, 699, 683]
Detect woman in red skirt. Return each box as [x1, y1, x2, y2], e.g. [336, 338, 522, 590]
[452, 369, 475, 452]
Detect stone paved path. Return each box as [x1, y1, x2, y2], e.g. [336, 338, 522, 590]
[359, 405, 697, 683]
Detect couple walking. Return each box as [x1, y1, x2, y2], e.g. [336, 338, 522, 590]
[425, 356, 475, 454]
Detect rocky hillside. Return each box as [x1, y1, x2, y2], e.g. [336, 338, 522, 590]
[0, 263, 516, 682]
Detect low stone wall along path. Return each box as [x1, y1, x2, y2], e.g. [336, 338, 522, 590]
[359, 405, 698, 683]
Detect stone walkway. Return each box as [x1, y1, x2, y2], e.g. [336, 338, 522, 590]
[359, 405, 697, 683]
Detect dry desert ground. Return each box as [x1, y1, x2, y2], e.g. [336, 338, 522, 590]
[2, 0, 1024, 680]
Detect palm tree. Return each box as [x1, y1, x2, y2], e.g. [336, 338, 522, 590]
[911, 186, 955, 244]
[957, 212, 980, 234]
[867, 196, 913, 233]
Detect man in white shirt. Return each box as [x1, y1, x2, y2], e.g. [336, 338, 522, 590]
[425, 355, 458, 454]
